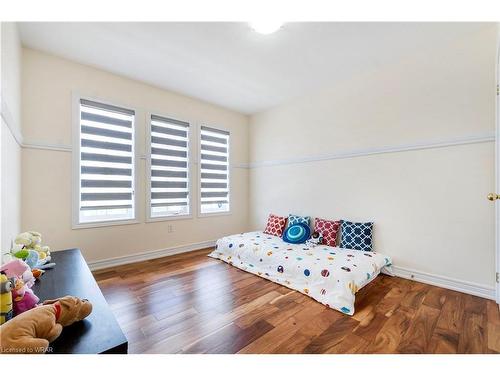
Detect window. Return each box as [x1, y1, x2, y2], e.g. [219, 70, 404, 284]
[148, 114, 190, 219]
[199, 126, 230, 214]
[76, 98, 136, 225]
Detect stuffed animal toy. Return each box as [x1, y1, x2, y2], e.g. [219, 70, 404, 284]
[13, 231, 51, 268]
[31, 269, 45, 280]
[23, 250, 55, 271]
[1, 259, 36, 289]
[0, 296, 92, 354]
[305, 231, 323, 247]
[0, 272, 14, 325]
[24, 250, 40, 269]
[1, 249, 14, 267]
[12, 277, 40, 315]
[0, 259, 40, 316]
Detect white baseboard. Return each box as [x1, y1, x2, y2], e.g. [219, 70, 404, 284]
[87, 242, 496, 301]
[87, 240, 216, 271]
[389, 265, 496, 300]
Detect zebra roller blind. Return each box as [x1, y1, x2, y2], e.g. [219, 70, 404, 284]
[149, 114, 190, 218]
[200, 126, 230, 214]
[78, 99, 135, 224]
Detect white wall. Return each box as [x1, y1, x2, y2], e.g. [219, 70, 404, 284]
[21, 48, 249, 263]
[14, 23, 500, 293]
[1, 22, 22, 253]
[249, 24, 498, 288]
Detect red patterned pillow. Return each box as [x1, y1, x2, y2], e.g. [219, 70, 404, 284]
[314, 218, 341, 247]
[263, 214, 287, 237]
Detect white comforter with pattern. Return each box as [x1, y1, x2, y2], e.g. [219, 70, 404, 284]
[208, 231, 393, 315]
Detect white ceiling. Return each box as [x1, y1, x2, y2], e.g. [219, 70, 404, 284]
[18, 22, 491, 115]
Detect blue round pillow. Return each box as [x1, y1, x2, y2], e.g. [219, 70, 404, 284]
[282, 223, 311, 244]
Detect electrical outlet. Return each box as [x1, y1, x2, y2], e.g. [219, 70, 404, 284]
[167, 224, 173, 233]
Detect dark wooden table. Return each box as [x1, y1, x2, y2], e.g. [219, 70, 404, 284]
[32, 249, 128, 354]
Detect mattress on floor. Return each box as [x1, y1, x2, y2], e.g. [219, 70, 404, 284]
[208, 231, 393, 315]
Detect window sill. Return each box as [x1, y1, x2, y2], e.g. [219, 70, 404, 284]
[72, 219, 140, 230]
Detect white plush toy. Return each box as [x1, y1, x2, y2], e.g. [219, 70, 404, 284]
[13, 231, 52, 267]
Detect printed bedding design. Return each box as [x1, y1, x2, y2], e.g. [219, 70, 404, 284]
[208, 231, 393, 315]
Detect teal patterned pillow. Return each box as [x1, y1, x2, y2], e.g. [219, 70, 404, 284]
[287, 214, 311, 228]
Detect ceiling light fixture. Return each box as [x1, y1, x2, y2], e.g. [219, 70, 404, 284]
[249, 21, 284, 35]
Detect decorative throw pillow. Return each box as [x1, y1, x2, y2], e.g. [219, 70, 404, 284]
[263, 214, 287, 237]
[286, 214, 311, 228]
[314, 218, 340, 247]
[282, 223, 311, 244]
[339, 220, 374, 251]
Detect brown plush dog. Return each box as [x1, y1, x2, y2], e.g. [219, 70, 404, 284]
[0, 295, 92, 354]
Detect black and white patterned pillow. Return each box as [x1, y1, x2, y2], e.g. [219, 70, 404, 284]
[339, 220, 374, 251]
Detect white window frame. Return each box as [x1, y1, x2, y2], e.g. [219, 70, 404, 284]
[146, 111, 193, 222]
[72, 92, 139, 229]
[197, 124, 231, 218]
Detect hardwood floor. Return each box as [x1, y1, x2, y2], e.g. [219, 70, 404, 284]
[93, 248, 500, 354]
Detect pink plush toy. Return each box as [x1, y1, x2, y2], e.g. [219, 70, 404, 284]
[12, 277, 39, 315]
[1, 259, 40, 315]
[1, 259, 36, 288]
